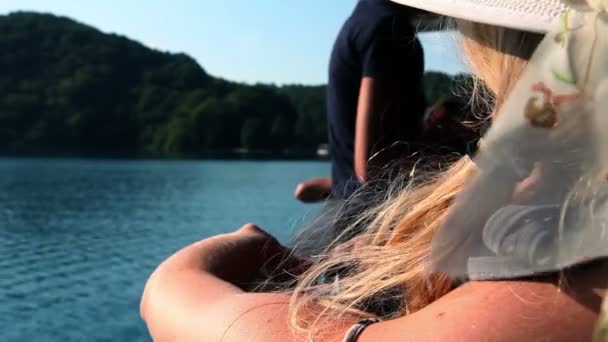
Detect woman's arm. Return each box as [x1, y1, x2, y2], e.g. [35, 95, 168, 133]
[140, 224, 299, 341]
[354, 77, 404, 183]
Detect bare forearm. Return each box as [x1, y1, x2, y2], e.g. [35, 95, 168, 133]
[354, 78, 374, 182]
[142, 234, 252, 312]
[141, 225, 297, 341]
[142, 224, 288, 316]
[354, 128, 369, 182]
[355, 77, 406, 183]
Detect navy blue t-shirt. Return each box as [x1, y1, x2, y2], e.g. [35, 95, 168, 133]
[327, 0, 426, 199]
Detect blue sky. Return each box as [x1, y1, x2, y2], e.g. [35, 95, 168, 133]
[0, 0, 467, 85]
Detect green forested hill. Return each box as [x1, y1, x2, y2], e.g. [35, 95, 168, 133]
[0, 12, 465, 158]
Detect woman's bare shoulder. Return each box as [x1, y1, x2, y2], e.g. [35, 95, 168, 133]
[363, 263, 608, 341]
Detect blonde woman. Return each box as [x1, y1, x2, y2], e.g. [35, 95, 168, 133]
[140, 0, 608, 341]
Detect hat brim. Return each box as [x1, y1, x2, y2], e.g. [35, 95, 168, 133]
[391, 0, 567, 33]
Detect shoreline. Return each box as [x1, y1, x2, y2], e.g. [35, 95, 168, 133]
[0, 151, 331, 162]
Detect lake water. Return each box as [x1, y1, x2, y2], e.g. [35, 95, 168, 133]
[0, 158, 329, 342]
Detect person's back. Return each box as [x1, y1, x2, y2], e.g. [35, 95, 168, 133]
[327, 0, 426, 199]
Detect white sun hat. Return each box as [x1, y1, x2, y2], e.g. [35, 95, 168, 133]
[418, 0, 608, 281]
[391, 0, 568, 33]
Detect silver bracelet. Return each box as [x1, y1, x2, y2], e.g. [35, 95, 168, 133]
[343, 318, 382, 342]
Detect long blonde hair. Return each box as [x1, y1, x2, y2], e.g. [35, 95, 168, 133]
[288, 22, 544, 339]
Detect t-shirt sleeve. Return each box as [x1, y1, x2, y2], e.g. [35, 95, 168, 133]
[361, 18, 421, 80]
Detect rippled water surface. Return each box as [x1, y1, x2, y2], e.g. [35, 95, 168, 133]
[0, 158, 328, 342]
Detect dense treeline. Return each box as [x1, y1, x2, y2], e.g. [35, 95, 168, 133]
[0, 12, 469, 158]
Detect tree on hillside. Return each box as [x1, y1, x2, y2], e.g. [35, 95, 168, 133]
[280, 85, 327, 147]
[241, 117, 269, 150]
[423, 71, 454, 104]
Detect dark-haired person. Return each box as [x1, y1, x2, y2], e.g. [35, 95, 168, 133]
[294, 0, 426, 203]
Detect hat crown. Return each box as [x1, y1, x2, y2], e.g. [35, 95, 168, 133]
[390, 0, 568, 32]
